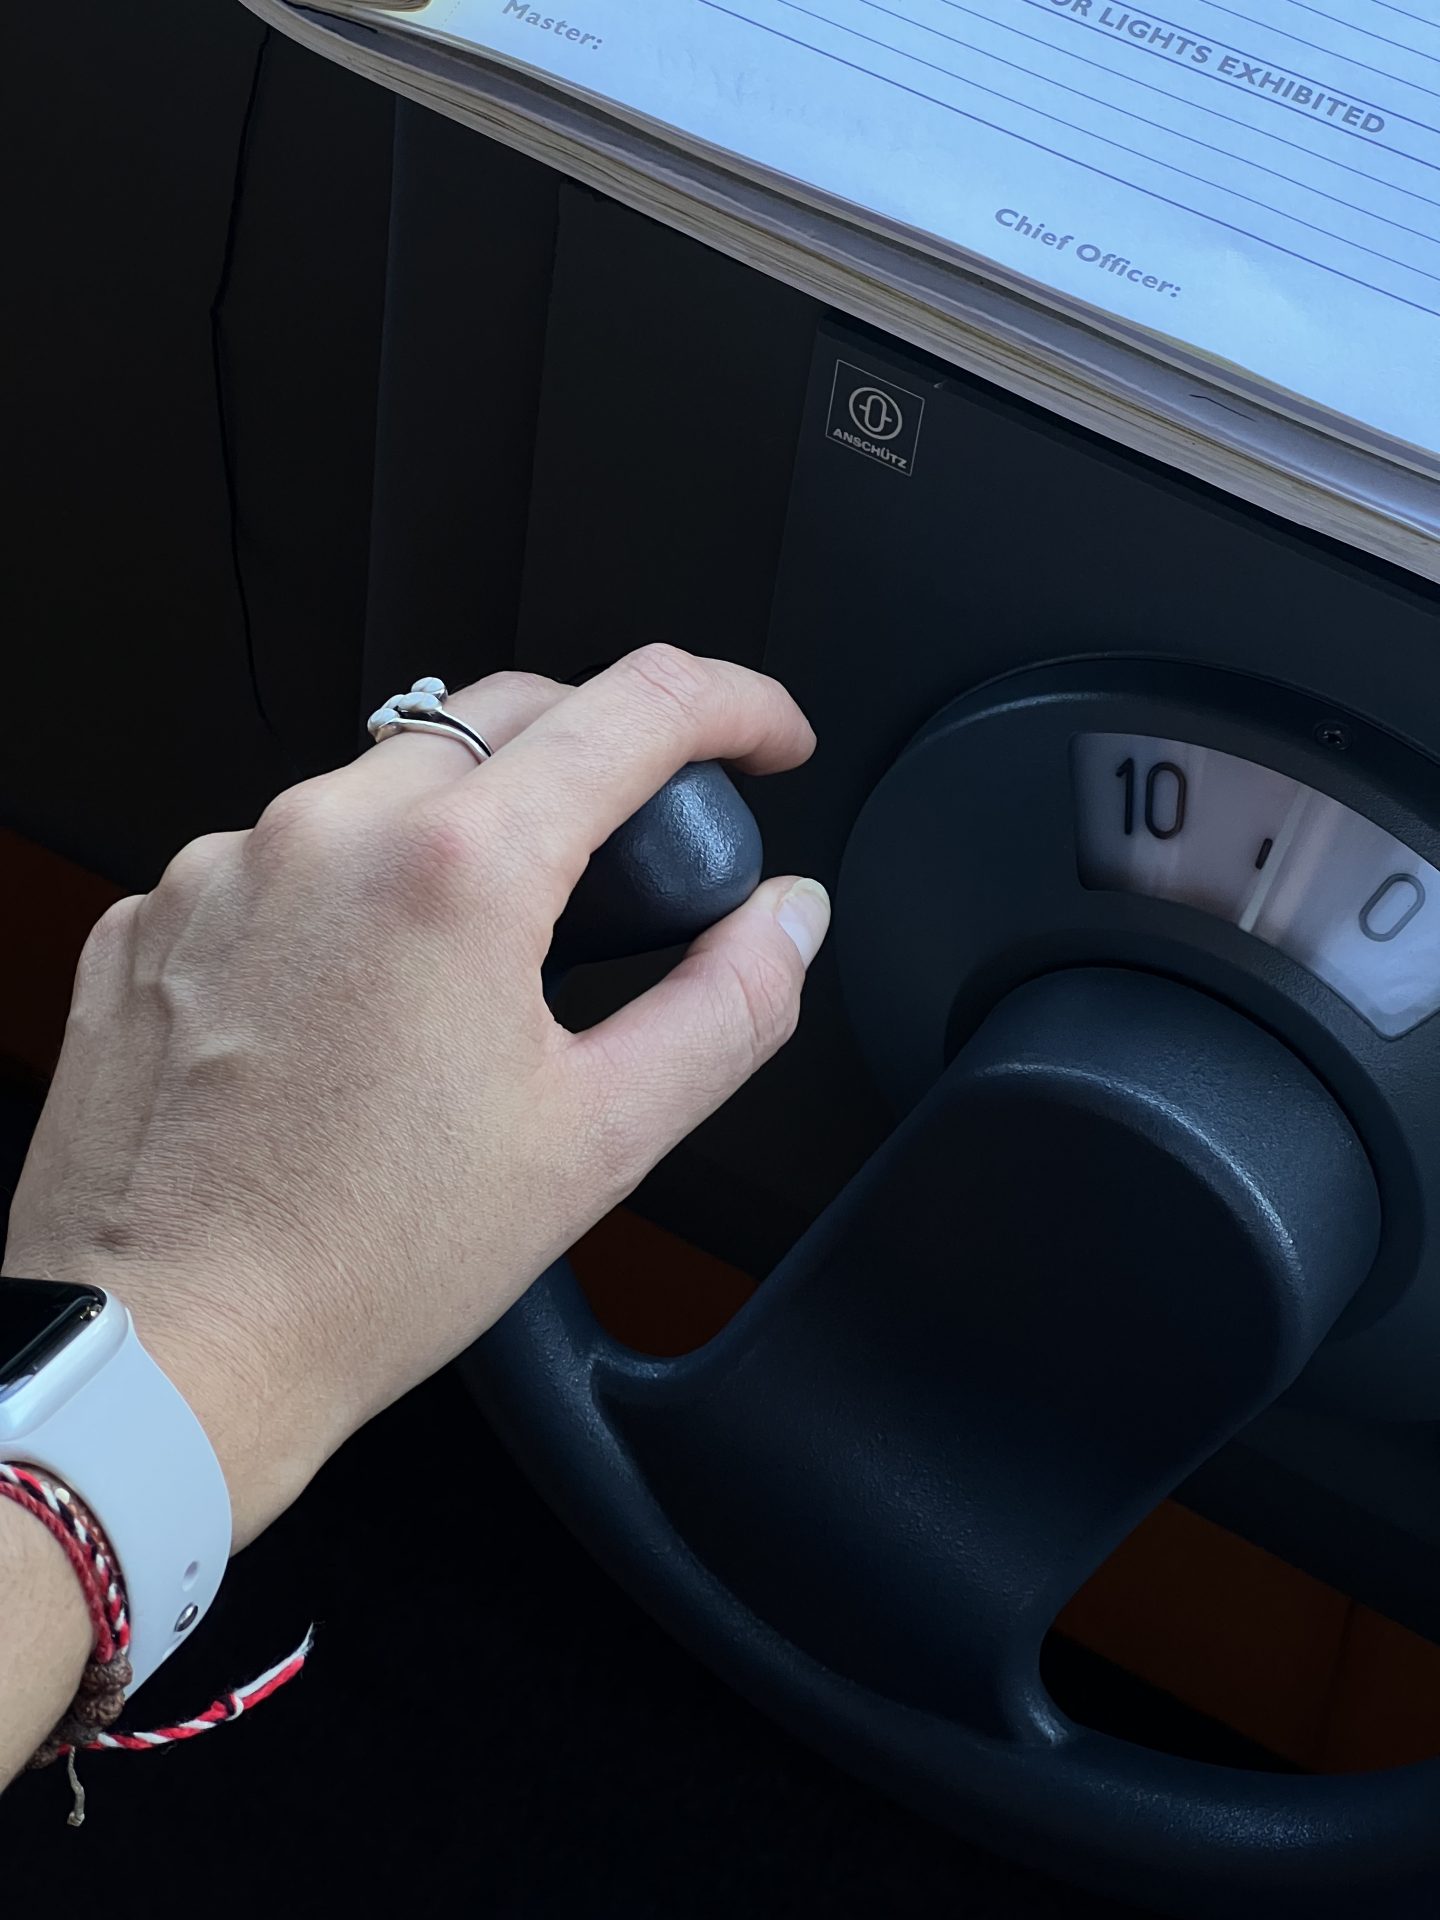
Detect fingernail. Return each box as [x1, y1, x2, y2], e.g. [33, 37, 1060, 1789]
[776, 878, 831, 969]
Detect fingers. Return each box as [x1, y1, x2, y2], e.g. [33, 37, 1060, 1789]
[449, 647, 816, 917]
[337, 669, 571, 803]
[565, 875, 831, 1193]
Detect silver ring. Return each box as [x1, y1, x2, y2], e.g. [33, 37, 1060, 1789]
[367, 677, 493, 764]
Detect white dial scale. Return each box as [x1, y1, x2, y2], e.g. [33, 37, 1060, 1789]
[1073, 734, 1440, 1039]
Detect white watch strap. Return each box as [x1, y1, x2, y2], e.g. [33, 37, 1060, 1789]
[0, 1302, 232, 1695]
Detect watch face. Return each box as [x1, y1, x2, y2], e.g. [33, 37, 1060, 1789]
[0, 1279, 106, 1390]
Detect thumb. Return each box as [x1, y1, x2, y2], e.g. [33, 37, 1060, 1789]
[567, 874, 831, 1187]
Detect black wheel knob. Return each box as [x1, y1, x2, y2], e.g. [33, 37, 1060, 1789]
[551, 760, 762, 969]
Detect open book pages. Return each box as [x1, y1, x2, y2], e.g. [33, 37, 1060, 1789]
[247, 0, 1440, 577]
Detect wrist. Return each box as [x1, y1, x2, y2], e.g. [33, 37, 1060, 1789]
[135, 1295, 341, 1549]
[1, 1251, 348, 1550]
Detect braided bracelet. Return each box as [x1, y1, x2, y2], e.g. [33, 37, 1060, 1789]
[0, 1463, 313, 1825]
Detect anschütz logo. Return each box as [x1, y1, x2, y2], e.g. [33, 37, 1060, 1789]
[825, 362, 924, 476]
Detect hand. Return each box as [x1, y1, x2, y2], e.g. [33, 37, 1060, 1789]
[2, 648, 827, 1548]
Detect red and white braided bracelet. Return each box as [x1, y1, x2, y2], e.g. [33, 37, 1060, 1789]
[0, 1462, 312, 1825]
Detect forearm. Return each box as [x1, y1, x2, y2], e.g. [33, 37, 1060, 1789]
[0, 1498, 90, 1790]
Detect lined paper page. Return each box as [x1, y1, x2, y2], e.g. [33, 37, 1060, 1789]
[368, 0, 1440, 454]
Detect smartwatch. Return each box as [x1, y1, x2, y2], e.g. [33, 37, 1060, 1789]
[0, 1278, 232, 1694]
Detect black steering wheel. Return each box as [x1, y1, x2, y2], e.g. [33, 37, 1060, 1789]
[458, 751, 1439, 1920]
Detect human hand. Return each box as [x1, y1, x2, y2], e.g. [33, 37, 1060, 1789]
[2, 648, 827, 1547]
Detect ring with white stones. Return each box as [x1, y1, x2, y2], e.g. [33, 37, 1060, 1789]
[367, 677, 494, 764]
